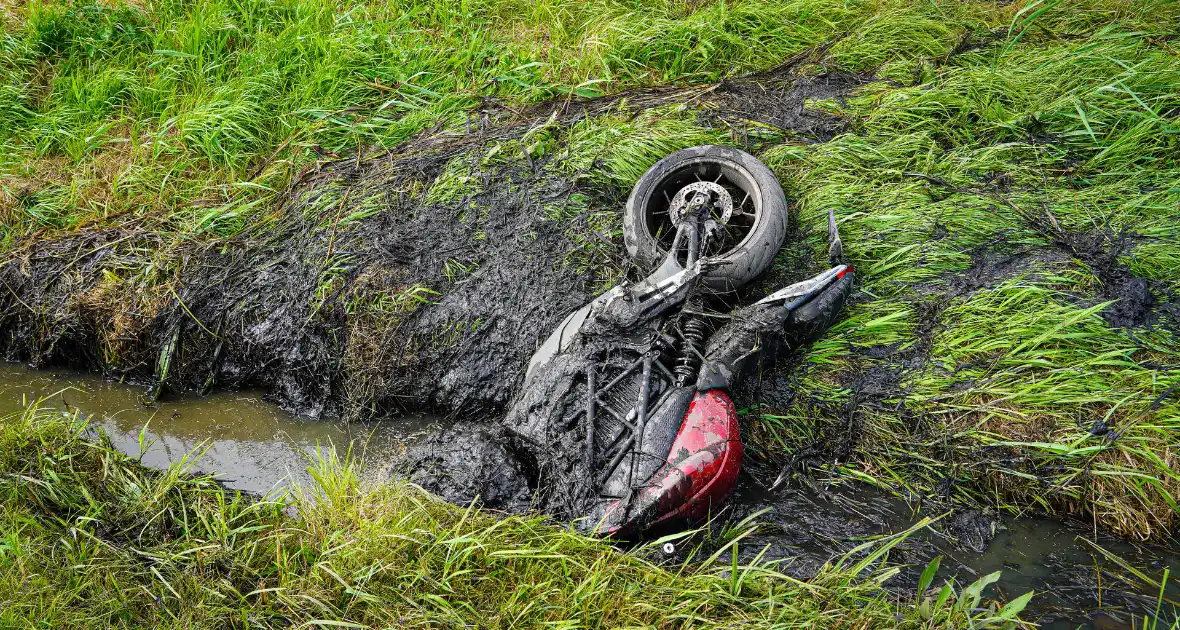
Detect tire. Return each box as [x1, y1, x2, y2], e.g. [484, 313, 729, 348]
[623, 145, 788, 292]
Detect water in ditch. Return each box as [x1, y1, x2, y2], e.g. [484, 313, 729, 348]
[0, 363, 437, 496]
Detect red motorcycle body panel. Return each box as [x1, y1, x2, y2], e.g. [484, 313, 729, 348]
[649, 389, 742, 524]
[601, 389, 742, 535]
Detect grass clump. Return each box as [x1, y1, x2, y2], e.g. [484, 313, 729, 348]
[0, 403, 1035, 628]
[563, 106, 729, 184]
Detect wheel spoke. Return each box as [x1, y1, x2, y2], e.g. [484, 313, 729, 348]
[717, 228, 745, 251]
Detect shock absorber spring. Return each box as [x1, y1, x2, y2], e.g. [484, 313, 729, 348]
[674, 306, 708, 387]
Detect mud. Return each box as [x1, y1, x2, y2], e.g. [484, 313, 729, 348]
[946, 246, 1074, 298]
[1057, 231, 1164, 329]
[1, 123, 615, 420]
[0, 45, 871, 424]
[944, 508, 997, 553]
[405, 426, 534, 511]
[911, 173, 1177, 329]
[698, 481, 1180, 630]
[711, 71, 874, 142]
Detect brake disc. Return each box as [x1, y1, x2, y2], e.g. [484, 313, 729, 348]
[668, 181, 733, 226]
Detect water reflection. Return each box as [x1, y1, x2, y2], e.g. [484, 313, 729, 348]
[0, 363, 431, 495]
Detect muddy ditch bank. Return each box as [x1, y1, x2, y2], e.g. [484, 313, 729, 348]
[2, 364, 1177, 630]
[718, 480, 1180, 630]
[0, 51, 871, 422]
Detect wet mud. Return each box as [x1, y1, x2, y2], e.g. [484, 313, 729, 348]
[711, 71, 873, 141]
[697, 481, 1179, 630]
[1057, 231, 1164, 329]
[911, 173, 1177, 330]
[405, 426, 535, 512]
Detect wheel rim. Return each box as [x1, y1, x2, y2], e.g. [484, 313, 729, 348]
[642, 158, 763, 261]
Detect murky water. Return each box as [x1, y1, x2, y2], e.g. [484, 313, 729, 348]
[0, 363, 435, 496]
[1, 363, 1176, 628]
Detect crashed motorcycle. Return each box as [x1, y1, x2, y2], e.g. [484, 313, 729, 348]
[412, 146, 853, 537]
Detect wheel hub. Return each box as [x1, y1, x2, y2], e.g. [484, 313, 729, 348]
[668, 181, 733, 226]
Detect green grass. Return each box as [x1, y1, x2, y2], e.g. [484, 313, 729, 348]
[1, 0, 1178, 544]
[0, 403, 1037, 628]
[753, 0, 1180, 539]
[0, 0, 884, 244]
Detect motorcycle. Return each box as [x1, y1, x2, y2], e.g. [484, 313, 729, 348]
[502, 145, 854, 537]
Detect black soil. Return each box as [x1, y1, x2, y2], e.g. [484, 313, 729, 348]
[0, 46, 872, 422]
[669, 481, 1180, 629]
[404, 426, 535, 512]
[712, 71, 874, 141]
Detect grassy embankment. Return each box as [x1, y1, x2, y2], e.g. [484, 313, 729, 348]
[0, 403, 1036, 627]
[0, 0, 1177, 545]
[755, 0, 1180, 540]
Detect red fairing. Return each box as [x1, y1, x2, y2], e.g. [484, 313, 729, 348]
[650, 390, 742, 524]
[605, 390, 742, 535]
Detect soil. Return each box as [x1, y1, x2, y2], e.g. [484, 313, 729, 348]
[1056, 230, 1161, 329]
[711, 71, 874, 142]
[0, 45, 873, 422]
[707, 481, 1180, 630]
[405, 426, 535, 512]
